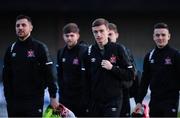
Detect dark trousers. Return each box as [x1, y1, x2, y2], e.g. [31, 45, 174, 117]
[120, 89, 131, 117]
[7, 100, 43, 117]
[120, 97, 130, 117]
[89, 97, 122, 117]
[149, 99, 179, 117]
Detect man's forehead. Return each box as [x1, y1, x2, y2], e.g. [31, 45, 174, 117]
[16, 19, 30, 25]
[154, 28, 169, 33]
[109, 30, 116, 33]
[92, 24, 107, 30]
[64, 32, 78, 35]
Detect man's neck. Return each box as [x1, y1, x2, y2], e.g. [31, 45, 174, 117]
[19, 33, 30, 41]
[98, 38, 108, 49]
[157, 44, 168, 49]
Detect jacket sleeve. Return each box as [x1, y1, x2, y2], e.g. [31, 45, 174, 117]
[81, 49, 91, 109]
[175, 50, 180, 89]
[110, 45, 134, 82]
[125, 47, 141, 100]
[136, 53, 151, 103]
[2, 47, 13, 103]
[40, 44, 57, 98]
[56, 49, 63, 100]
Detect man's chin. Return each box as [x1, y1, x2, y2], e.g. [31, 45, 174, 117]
[18, 36, 25, 39]
[157, 45, 165, 48]
[18, 34, 25, 38]
[97, 41, 103, 45]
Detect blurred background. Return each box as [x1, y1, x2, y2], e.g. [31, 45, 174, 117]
[0, 0, 180, 117]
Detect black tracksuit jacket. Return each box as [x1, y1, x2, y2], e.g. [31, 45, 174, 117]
[84, 42, 134, 103]
[57, 44, 87, 103]
[137, 45, 180, 106]
[2, 36, 57, 105]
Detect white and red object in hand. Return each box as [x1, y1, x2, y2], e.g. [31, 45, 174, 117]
[57, 103, 76, 118]
[132, 104, 149, 118]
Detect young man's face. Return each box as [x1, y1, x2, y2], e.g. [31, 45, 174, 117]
[63, 32, 79, 49]
[153, 28, 170, 48]
[92, 24, 109, 46]
[15, 18, 33, 40]
[108, 30, 119, 43]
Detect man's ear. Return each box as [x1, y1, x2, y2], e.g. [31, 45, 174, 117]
[168, 33, 171, 40]
[77, 33, 80, 40]
[30, 24, 33, 32]
[116, 32, 119, 39]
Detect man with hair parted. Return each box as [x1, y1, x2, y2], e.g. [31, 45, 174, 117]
[83, 18, 134, 117]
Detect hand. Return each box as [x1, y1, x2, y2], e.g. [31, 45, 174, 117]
[101, 60, 113, 70]
[134, 103, 143, 113]
[50, 98, 59, 109]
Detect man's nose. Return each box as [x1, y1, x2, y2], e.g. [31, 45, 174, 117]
[67, 36, 72, 40]
[96, 32, 101, 37]
[18, 25, 23, 29]
[159, 35, 164, 39]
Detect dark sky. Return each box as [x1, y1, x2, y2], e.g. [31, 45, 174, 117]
[1, 0, 180, 13]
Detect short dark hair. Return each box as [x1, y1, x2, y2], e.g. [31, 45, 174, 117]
[92, 18, 109, 28]
[63, 23, 79, 34]
[154, 22, 169, 31]
[108, 23, 118, 33]
[16, 14, 32, 24]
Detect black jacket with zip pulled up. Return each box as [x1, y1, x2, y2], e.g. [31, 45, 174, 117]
[84, 41, 134, 103]
[137, 45, 180, 104]
[2, 36, 57, 104]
